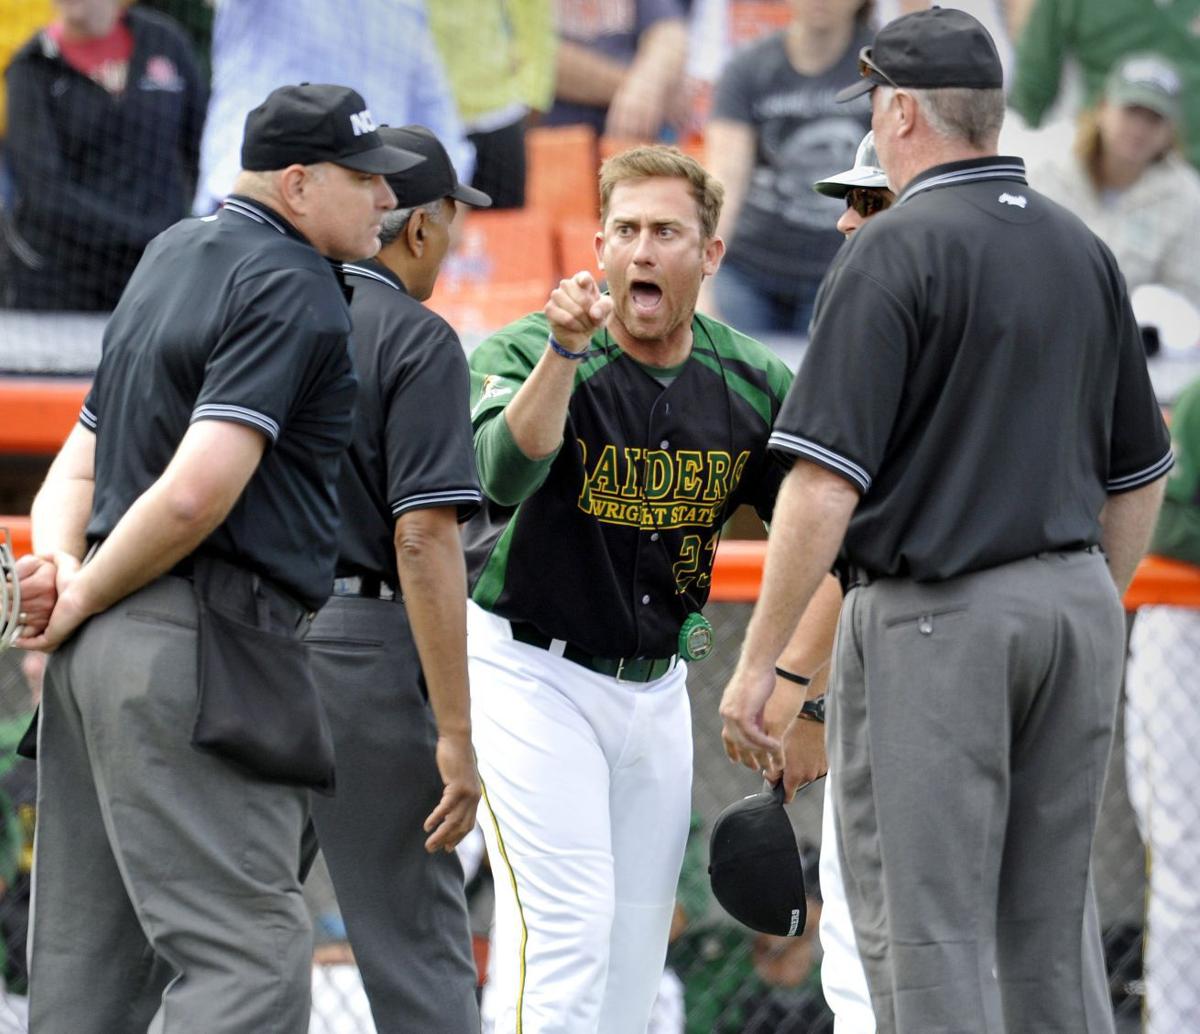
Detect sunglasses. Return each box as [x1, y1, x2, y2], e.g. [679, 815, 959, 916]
[845, 188, 893, 218]
[857, 49, 900, 92]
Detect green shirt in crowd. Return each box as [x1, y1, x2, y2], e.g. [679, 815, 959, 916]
[1150, 376, 1200, 567]
[1009, 0, 1200, 171]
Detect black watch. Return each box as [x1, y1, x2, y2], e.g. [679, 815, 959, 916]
[796, 695, 826, 724]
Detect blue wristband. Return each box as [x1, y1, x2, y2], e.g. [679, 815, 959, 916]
[548, 333, 591, 360]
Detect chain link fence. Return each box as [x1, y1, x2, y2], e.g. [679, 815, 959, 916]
[3, 595, 1189, 1031]
[304, 597, 1190, 1031]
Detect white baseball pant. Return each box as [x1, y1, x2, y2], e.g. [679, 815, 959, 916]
[468, 602, 693, 1034]
[819, 776, 877, 1034]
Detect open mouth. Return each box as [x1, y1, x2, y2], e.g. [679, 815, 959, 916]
[630, 281, 664, 314]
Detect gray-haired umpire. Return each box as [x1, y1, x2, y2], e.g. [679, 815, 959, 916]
[718, 9, 1173, 1034]
[301, 124, 491, 1034]
[14, 84, 418, 1033]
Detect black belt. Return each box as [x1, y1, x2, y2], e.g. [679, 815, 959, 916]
[837, 544, 1104, 593]
[509, 621, 676, 684]
[835, 561, 877, 593]
[331, 575, 397, 601]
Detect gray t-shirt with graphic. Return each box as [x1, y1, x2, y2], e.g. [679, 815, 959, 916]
[712, 30, 872, 280]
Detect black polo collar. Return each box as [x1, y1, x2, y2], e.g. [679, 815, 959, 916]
[221, 195, 311, 244]
[896, 155, 1027, 207]
[340, 258, 409, 295]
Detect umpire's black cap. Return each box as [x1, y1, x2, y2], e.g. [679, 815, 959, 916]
[241, 83, 424, 175]
[708, 783, 808, 937]
[378, 125, 493, 209]
[836, 7, 1003, 102]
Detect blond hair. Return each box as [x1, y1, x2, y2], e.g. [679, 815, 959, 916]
[598, 145, 724, 241]
[1075, 102, 1178, 191]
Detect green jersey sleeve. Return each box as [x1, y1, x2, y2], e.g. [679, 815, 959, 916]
[469, 312, 562, 505]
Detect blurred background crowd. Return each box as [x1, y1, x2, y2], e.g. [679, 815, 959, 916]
[1, 0, 1199, 349]
[1, 1, 1200, 1032]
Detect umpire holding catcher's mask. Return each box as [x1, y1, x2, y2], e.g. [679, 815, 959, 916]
[719, 9, 1172, 1034]
[301, 124, 492, 1034]
[15, 83, 418, 1033]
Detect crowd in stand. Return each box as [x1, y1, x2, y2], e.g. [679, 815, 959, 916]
[2, 3, 1200, 1034]
[1, 0, 1198, 329]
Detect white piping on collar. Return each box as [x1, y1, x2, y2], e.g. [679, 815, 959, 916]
[897, 161, 1027, 206]
[341, 263, 400, 290]
[222, 197, 289, 235]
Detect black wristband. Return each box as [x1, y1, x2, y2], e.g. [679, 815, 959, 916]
[774, 667, 811, 686]
[796, 695, 826, 724]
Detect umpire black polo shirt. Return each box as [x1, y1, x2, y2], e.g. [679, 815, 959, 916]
[82, 195, 357, 608]
[334, 259, 481, 587]
[770, 156, 1173, 582]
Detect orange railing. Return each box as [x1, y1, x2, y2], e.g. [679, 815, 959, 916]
[0, 377, 89, 455]
[705, 541, 1200, 611]
[0, 514, 1195, 612]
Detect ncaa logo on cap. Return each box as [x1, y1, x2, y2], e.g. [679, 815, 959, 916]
[349, 108, 377, 137]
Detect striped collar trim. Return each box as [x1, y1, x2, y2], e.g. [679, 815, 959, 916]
[341, 262, 404, 292]
[221, 196, 305, 241]
[896, 157, 1027, 207]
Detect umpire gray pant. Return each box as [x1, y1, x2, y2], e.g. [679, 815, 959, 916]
[29, 573, 313, 1034]
[305, 596, 479, 1034]
[830, 550, 1122, 1034]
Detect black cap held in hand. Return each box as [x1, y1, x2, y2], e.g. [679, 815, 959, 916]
[378, 125, 493, 210]
[241, 83, 425, 175]
[709, 783, 807, 937]
[836, 7, 1003, 102]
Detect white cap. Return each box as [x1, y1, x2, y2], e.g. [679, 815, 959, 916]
[1131, 283, 1200, 355]
[812, 132, 889, 197]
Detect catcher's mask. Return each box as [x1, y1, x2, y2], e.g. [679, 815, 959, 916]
[708, 781, 808, 936]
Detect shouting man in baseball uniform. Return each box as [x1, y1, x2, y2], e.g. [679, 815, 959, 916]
[14, 85, 416, 1032]
[302, 124, 491, 1034]
[720, 10, 1172, 1034]
[464, 144, 813, 1033]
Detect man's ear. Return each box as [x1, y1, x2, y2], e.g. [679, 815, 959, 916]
[701, 235, 725, 278]
[406, 208, 426, 257]
[894, 90, 919, 139]
[593, 229, 605, 271]
[277, 164, 311, 214]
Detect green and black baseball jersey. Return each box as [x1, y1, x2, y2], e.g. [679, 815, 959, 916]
[464, 310, 793, 659]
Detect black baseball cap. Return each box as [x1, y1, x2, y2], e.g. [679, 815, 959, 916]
[378, 125, 493, 209]
[836, 7, 1003, 103]
[241, 83, 425, 175]
[708, 783, 808, 937]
